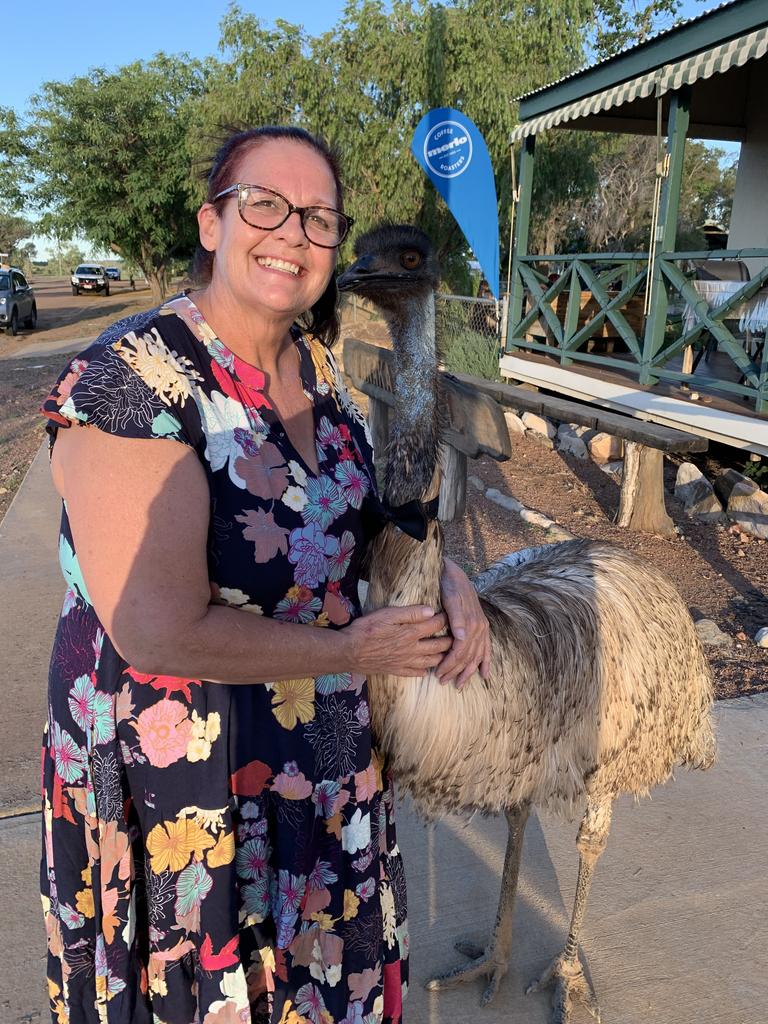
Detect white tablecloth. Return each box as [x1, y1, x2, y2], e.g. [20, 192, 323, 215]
[682, 279, 768, 335]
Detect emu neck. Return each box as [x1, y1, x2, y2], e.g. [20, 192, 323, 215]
[382, 292, 440, 506]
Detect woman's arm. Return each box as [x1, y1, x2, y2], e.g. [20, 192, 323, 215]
[51, 425, 450, 684]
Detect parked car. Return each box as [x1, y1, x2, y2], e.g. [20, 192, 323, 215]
[71, 264, 110, 295]
[105, 267, 121, 280]
[0, 266, 37, 335]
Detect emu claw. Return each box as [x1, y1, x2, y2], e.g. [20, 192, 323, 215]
[526, 955, 601, 1024]
[426, 944, 508, 1006]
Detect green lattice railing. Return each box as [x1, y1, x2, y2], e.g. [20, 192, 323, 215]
[505, 249, 768, 415]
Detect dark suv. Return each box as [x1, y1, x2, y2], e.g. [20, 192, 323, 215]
[71, 264, 110, 296]
[0, 267, 37, 335]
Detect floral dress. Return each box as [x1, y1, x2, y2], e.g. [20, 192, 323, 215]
[40, 295, 409, 1024]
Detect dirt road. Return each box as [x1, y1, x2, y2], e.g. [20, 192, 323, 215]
[0, 275, 157, 359]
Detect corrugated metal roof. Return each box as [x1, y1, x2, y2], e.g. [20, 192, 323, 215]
[510, 24, 768, 141]
[516, 0, 742, 103]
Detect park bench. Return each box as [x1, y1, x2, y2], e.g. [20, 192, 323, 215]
[451, 371, 708, 536]
[343, 338, 709, 536]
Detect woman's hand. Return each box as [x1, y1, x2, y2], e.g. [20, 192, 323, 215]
[343, 605, 451, 678]
[437, 557, 491, 690]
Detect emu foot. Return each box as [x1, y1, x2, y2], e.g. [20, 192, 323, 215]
[526, 955, 601, 1024]
[425, 939, 508, 1006]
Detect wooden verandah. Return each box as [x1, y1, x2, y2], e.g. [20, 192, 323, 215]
[504, 0, 768, 454]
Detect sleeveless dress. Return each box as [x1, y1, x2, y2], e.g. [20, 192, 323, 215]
[40, 295, 409, 1024]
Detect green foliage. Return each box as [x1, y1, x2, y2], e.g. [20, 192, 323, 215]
[441, 327, 501, 380]
[436, 298, 500, 380]
[1, 55, 208, 300]
[0, 0, 698, 300]
[194, 0, 609, 290]
[0, 210, 33, 257]
[589, 0, 680, 57]
[743, 459, 768, 487]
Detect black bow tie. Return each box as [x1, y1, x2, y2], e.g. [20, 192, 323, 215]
[364, 495, 440, 543]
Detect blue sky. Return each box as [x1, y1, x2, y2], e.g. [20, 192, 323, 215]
[5, 1, 348, 116]
[6, 0, 711, 117]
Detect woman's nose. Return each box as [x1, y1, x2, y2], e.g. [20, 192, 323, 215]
[275, 209, 309, 246]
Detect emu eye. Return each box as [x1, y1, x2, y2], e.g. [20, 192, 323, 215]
[400, 250, 422, 270]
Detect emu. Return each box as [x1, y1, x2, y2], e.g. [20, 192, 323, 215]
[337, 224, 715, 1024]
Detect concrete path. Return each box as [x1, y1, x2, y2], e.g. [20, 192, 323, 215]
[3, 334, 95, 360]
[1, 437, 767, 1023]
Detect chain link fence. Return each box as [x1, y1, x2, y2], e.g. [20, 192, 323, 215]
[435, 294, 503, 380]
[340, 292, 506, 381]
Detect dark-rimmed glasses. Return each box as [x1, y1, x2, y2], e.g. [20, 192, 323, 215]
[212, 183, 353, 249]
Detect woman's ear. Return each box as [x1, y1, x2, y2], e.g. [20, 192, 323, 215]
[197, 204, 219, 254]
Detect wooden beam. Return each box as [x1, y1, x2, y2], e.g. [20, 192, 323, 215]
[508, 135, 536, 346]
[448, 372, 708, 453]
[641, 86, 691, 385]
[616, 443, 675, 537]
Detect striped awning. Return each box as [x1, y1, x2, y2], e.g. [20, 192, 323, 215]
[510, 26, 768, 142]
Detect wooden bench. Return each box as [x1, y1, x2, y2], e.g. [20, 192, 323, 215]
[343, 339, 708, 537]
[450, 371, 709, 537]
[343, 338, 511, 520]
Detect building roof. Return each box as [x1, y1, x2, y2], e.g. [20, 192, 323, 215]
[517, 0, 768, 122]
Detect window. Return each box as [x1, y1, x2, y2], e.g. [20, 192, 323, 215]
[12, 272, 27, 291]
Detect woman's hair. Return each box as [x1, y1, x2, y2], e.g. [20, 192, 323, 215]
[192, 125, 344, 347]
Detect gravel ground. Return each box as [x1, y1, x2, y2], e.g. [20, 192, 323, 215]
[0, 356, 62, 520]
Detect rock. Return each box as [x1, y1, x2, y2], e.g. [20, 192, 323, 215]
[714, 468, 758, 504]
[674, 462, 724, 522]
[504, 410, 526, 436]
[599, 460, 624, 481]
[467, 474, 485, 492]
[485, 488, 523, 514]
[715, 470, 768, 540]
[547, 526, 576, 542]
[694, 618, 731, 648]
[556, 432, 589, 460]
[521, 412, 555, 440]
[587, 431, 624, 464]
[520, 508, 554, 529]
[755, 627, 768, 648]
[569, 423, 595, 440]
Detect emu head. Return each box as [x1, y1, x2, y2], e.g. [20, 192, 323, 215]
[336, 224, 440, 317]
[338, 224, 442, 506]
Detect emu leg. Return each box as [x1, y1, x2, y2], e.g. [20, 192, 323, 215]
[527, 799, 613, 1024]
[426, 802, 530, 1006]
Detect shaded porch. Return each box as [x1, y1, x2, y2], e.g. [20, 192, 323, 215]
[505, 0, 768, 452]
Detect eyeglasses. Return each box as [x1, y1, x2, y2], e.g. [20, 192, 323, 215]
[212, 183, 353, 249]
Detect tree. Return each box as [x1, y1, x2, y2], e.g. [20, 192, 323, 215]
[1, 56, 208, 302]
[192, 1, 684, 291]
[0, 210, 34, 260]
[194, 1, 625, 291]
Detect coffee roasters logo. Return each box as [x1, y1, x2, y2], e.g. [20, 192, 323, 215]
[423, 120, 473, 179]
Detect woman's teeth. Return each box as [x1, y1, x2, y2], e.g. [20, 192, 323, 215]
[256, 257, 301, 275]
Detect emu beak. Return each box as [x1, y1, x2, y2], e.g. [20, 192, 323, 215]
[336, 255, 377, 293]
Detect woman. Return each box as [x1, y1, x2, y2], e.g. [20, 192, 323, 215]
[40, 126, 490, 1024]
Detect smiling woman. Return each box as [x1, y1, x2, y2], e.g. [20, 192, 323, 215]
[37, 125, 489, 1024]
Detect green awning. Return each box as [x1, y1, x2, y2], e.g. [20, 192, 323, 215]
[510, 26, 768, 142]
